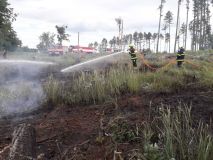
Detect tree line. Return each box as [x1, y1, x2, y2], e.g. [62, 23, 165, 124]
[190, 0, 213, 51]
[97, 32, 165, 53]
[92, 0, 213, 53]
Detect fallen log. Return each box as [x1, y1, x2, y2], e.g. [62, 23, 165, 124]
[9, 124, 36, 160]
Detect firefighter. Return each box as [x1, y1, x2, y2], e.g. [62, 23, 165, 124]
[128, 45, 137, 67]
[176, 47, 185, 67]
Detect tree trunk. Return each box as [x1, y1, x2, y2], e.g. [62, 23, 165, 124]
[164, 30, 167, 52]
[199, 0, 203, 50]
[206, 1, 211, 49]
[153, 40, 156, 52]
[202, 0, 206, 49]
[149, 40, 151, 50]
[169, 25, 171, 53]
[9, 124, 36, 160]
[191, 2, 196, 51]
[185, 3, 189, 49]
[156, 0, 164, 53]
[174, 1, 181, 53]
[195, 5, 199, 51]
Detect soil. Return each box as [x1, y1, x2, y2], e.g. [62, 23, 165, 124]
[0, 89, 212, 160]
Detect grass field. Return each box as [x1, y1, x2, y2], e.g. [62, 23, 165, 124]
[44, 52, 213, 105]
[0, 51, 213, 159]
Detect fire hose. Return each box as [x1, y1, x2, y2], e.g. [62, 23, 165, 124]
[139, 54, 201, 71]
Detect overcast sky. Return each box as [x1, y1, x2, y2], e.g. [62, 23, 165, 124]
[8, 0, 213, 49]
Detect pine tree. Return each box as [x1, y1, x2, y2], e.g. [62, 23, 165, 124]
[185, 0, 190, 49]
[147, 32, 152, 50]
[190, 0, 212, 51]
[159, 34, 164, 52]
[156, 0, 166, 53]
[180, 23, 186, 47]
[138, 32, 143, 51]
[162, 24, 168, 52]
[174, 0, 183, 53]
[152, 33, 158, 51]
[101, 38, 108, 52]
[165, 33, 170, 52]
[164, 11, 173, 53]
[133, 32, 138, 48]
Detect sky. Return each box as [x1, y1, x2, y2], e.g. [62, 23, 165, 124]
[8, 0, 213, 50]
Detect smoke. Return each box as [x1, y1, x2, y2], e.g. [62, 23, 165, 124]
[0, 60, 54, 117]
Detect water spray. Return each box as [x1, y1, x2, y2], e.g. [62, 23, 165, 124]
[61, 51, 125, 73]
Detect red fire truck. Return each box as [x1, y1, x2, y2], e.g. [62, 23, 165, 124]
[70, 46, 97, 54]
[48, 46, 68, 56]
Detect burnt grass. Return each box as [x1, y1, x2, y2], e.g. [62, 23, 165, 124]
[0, 87, 212, 159]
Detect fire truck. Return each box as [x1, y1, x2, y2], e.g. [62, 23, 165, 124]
[48, 46, 68, 56]
[70, 46, 97, 54]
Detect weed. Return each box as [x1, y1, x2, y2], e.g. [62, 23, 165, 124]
[141, 105, 213, 160]
[107, 117, 137, 143]
[44, 75, 61, 105]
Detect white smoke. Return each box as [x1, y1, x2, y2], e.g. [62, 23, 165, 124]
[0, 60, 54, 117]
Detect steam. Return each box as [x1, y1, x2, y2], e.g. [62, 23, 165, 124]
[0, 60, 54, 117]
[61, 51, 126, 72]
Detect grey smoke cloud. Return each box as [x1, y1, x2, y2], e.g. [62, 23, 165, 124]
[0, 61, 52, 117]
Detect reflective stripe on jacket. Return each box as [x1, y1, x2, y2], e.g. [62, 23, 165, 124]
[177, 50, 185, 61]
[131, 57, 137, 60]
[130, 53, 137, 60]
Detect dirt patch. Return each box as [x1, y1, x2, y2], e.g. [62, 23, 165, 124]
[0, 90, 212, 159]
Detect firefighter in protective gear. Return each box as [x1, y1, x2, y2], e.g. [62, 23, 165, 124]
[176, 47, 185, 67]
[128, 45, 137, 67]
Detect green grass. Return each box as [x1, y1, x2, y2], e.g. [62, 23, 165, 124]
[43, 75, 61, 105]
[44, 57, 213, 106]
[140, 106, 213, 160]
[107, 105, 213, 160]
